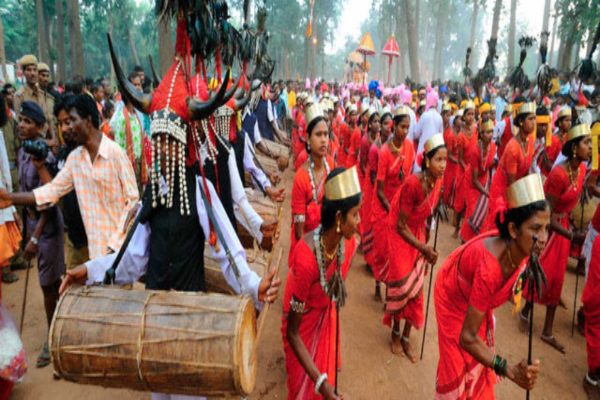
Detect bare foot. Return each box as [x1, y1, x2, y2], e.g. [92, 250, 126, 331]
[391, 332, 404, 355]
[401, 337, 418, 363]
[541, 334, 566, 354]
[559, 297, 567, 309]
[374, 282, 382, 302]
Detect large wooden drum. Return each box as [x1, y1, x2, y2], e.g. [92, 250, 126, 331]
[204, 245, 269, 294]
[50, 287, 257, 397]
[262, 139, 289, 159]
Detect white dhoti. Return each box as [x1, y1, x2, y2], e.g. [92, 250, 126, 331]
[583, 223, 598, 278]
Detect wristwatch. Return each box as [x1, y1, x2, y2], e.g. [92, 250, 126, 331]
[30, 236, 39, 245]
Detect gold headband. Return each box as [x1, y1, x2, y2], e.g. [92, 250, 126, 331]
[442, 103, 452, 112]
[506, 174, 546, 209]
[456, 109, 464, 117]
[566, 123, 591, 143]
[592, 123, 600, 171]
[305, 103, 324, 128]
[557, 106, 572, 120]
[424, 133, 445, 154]
[394, 105, 410, 118]
[481, 120, 495, 132]
[346, 104, 357, 114]
[536, 115, 551, 125]
[479, 103, 491, 113]
[324, 166, 361, 201]
[504, 104, 513, 114]
[517, 102, 536, 116]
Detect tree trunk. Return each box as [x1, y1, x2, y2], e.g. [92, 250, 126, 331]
[507, 0, 517, 70]
[395, 2, 406, 84]
[35, 0, 50, 63]
[432, 0, 446, 80]
[490, 0, 502, 40]
[128, 29, 141, 67]
[404, 0, 420, 83]
[157, 18, 172, 76]
[44, 8, 54, 77]
[67, 0, 85, 77]
[0, 17, 7, 82]
[548, 4, 559, 66]
[56, 0, 66, 83]
[468, 0, 479, 55]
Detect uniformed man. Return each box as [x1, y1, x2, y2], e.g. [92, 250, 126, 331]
[13, 55, 56, 140]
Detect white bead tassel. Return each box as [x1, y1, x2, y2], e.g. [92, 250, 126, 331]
[151, 141, 157, 208]
[157, 137, 165, 205]
[178, 143, 186, 215]
[168, 139, 176, 208]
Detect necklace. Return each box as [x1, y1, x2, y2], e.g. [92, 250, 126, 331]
[308, 155, 330, 202]
[567, 162, 580, 188]
[389, 137, 403, 153]
[313, 226, 345, 296]
[479, 140, 490, 173]
[506, 242, 518, 270]
[320, 236, 340, 260]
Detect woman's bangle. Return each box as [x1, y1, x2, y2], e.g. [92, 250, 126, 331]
[492, 354, 508, 377]
[314, 372, 328, 394]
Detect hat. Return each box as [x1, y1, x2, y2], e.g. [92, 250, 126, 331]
[456, 109, 464, 117]
[19, 54, 38, 67]
[37, 63, 50, 73]
[479, 103, 491, 114]
[481, 120, 495, 132]
[592, 122, 600, 170]
[517, 102, 536, 116]
[424, 133, 445, 154]
[346, 103, 357, 115]
[442, 103, 452, 113]
[463, 100, 475, 110]
[506, 174, 546, 209]
[305, 103, 325, 128]
[324, 166, 361, 201]
[557, 106, 572, 120]
[394, 105, 410, 118]
[504, 104, 513, 114]
[566, 123, 591, 143]
[19, 101, 46, 125]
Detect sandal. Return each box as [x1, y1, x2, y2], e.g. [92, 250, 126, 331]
[36, 342, 51, 368]
[2, 269, 19, 284]
[401, 336, 418, 363]
[541, 334, 566, 354]
[583, 375, 600, 400]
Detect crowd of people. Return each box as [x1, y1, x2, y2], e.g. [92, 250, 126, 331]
[0, 24, 599, 400]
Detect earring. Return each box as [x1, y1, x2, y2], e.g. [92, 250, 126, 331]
[573, 146, 577, 158]
[336, 221, 341, 234]
[307, 144, 311, 153]
[425, 158, 430, 168]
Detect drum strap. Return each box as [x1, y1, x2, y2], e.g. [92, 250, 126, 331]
[198, 182, 244, 291]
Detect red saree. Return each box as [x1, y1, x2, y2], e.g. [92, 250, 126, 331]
[524, 163, 585, 305]
[290, 156, 335, 264]
[485, 135, 535, 231]
[460, 142, 496, 242]
[434, 232, 525, 399]
[443, 127, 459, 207]
[281, 236, 358, 400]
[384, 174, 442, 328]
[583, 234, 600, 372]
[453, 126, 478, 213]
[370, 140, 415, 282]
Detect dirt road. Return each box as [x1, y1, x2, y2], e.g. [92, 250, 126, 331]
[3, 167, 588, 399]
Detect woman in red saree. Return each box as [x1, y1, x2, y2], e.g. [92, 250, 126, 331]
[384, 134, 446, 360]
[520, 124, 591, 354]
[453, 102, 478, 237]
[435, 174, 548, 399]
[283, 167, 362, 400]
[292, 94, 308, 167]
[485, 102, 537, 231]
[291, 103, 335, 264]
[460, 120, 496, 242]
[443, 106, 460, 208]
[364, 111, 393, 296]
[358, 110, 379, 258]
[338, 105, 359, 169]
[370, 106, 415, 298]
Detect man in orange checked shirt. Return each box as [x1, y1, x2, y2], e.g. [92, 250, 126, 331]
[0, 94, 139, 260]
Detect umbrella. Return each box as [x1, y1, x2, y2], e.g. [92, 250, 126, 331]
[357, 32, 376, 83]
[347, 51, 364, 65]
[382, 35, 400, 85]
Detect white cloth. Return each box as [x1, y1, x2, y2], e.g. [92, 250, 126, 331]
[85, 177, 263, 306]
[411, 108, 442, 171]
[227, 149, 264, 242]
[0, 130, 16, 223]
[242, 131, 271, 190]
[583, 223, 598, 278]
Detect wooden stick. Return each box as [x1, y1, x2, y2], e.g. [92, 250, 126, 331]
[420, 212, 440, 360]
[572, 195, 585, 336]
[250, 248, 283, 364]
[19, 260, 32, 335]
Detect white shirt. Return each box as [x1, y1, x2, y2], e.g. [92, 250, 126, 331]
[411, 108, 443, 170]
[85, 177, 262, 307]
[242, 131, 271, 191]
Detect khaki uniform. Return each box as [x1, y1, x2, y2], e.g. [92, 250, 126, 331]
[13, 84, 56, 139]
[0, 116, 20, 189]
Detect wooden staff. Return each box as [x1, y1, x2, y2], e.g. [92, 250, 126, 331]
[572, 193, 586, 336]
[420, 211, 441, 360]
[19, 259, 31, 335]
